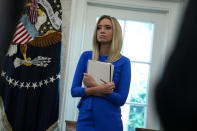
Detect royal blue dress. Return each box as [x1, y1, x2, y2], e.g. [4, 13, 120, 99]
[71, 51, 131, 131]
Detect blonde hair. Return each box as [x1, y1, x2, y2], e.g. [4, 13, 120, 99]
[92, 15, 122, 63]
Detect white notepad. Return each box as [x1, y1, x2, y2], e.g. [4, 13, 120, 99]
[87, 60, 114, 85]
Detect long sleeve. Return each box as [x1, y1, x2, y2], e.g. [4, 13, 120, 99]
[104, 59, 131, 106]
[71, 52, 88, 97]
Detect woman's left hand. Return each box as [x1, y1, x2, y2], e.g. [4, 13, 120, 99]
[83, 73, 98, 87]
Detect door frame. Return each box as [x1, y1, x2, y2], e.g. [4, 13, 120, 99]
[59, 0, 185, 130]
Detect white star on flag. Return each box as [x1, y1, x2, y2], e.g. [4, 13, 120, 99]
[26, 82, 30, 89]
[56, 74, 60, 79]
[44, 80, 49, 85]
[20, 82, 25, 88]
[8, 78, 14, 85]
[32, 82, 38, 89]
[1, 71, 6, 77]
[13, 80, 19, 87]
[50, 76, 55, 83]
[39, 81, 43, 87]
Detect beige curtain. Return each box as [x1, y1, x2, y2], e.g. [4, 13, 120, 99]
[0, 96, 12, 131]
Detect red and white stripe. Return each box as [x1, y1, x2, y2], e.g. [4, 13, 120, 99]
[12, 21, 33, 45]
[28, 0, 38, 24]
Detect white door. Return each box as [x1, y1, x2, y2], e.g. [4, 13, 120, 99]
[81, 2, 180, 131]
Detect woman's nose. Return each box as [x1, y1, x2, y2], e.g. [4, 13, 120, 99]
[101, 27, 105, 33]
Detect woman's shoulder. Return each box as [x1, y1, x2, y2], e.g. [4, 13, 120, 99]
[80, 50, 92, 59]
[82, 50, 92, 55]
[120, 55, 130, 62]
[112, 55, 130, 67]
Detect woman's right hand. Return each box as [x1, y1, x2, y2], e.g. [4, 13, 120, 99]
[83, 73, 98, 88]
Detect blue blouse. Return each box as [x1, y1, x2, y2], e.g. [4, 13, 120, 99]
[71, 51, 131, 110]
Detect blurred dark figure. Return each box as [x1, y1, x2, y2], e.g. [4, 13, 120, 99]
[0, 0, 26, 130]
[154, 0, 197, 131]
[0, 0, 26, 70]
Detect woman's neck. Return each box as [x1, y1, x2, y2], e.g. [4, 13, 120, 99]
[99, 43, 110, 56]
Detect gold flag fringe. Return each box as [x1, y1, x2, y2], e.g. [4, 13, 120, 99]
[0, 96, 12, 131]
[46, 121, 58, 131]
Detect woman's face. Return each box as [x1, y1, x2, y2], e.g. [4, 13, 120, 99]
[96, 18, 113, 44]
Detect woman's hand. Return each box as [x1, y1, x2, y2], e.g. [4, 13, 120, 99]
[97, 82, 115, 94]
[83, 73, 98, 87]
[85, 82, 115, 97]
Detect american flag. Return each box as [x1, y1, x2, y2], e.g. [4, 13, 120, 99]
[12, 21, 33, 45]
[28, 0, 38, 24]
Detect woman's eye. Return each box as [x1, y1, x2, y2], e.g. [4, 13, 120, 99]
[97, 26, 101, 30]
[106, 26, 111, 30]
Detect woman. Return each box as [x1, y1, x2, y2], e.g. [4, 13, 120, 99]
[71, 15, 131, 131]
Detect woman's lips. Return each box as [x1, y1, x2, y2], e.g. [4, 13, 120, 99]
[98, 35, 106, 38]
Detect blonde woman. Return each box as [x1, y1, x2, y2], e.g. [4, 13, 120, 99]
[71, 15, 131, 131]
